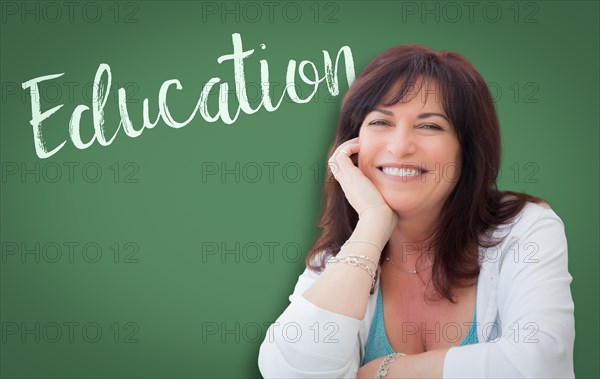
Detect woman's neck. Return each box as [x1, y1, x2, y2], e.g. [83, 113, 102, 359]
[385, 211, 437, 274]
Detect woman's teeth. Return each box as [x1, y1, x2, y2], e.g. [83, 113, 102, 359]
[381, 167, 422, 177]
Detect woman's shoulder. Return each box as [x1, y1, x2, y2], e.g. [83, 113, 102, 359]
[479, 198, 567, 271]
[503, 199, 564, 237]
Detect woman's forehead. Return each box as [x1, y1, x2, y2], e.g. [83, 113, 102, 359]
[381, 77, 445, 103]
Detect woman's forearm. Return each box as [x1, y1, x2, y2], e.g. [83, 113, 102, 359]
[303, 209, 395, 320]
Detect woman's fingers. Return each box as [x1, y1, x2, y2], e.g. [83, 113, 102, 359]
[327, 137, 393, 218]
[328, 138, 360, 181]
[337, 139, 359, 157]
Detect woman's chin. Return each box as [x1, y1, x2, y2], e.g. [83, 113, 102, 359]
[382, 199, 418, 216]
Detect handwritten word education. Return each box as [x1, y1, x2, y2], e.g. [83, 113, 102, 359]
[21, 33, 356, 159]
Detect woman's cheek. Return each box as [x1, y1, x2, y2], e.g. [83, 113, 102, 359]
[357, 153, 370, 176]
[356, 144, 365, 169]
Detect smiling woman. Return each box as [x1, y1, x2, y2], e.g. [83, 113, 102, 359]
[258, 44, 575, 378]
[21, 33, 356, 159]
[358, 80, 461, 220]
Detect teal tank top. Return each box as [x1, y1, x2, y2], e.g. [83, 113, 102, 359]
[363, 287, 478, 365]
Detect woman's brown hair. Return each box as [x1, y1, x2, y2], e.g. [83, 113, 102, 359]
[306, 44, 546, 301]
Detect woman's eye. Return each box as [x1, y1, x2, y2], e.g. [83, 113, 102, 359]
[368, 120, 390, 126]
[420, 124, 442, 130]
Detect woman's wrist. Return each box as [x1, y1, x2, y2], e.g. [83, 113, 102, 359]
[356, 206, 397, 244]
[359, 203, 394, 219]
[376, 352, 406, 379]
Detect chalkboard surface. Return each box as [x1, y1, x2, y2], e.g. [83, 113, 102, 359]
[1, 1, 598, 377]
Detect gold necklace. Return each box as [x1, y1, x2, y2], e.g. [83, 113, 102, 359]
[385, 257, 433, 274]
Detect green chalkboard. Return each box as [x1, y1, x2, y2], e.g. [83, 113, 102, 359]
[1, 0, 598, 377]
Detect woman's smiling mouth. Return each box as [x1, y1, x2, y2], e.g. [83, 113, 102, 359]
[381, 167, 422, 176]
[377, 164, 428, 180]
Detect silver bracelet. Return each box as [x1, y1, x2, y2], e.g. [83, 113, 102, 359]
[342, 239, 383, 252]
[375, 352, 406, 379]
[325, 256, 376, 289]
[344, 254, 378, 269]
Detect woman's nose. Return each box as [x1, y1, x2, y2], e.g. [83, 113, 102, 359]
[386, 125, 416, 157]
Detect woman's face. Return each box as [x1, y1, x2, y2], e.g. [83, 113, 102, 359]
[357, 80, 461, 218]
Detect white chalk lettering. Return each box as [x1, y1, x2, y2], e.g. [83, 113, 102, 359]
[22, 33, 356, 159]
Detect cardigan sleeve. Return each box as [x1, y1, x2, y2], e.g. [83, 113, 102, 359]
[258, 267, 364, 378]
[443, 206, 575, 378]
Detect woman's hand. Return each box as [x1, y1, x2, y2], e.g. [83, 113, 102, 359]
[329, 137, 397, 223]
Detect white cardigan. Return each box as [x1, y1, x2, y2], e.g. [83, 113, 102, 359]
[258, 202, 575, 378]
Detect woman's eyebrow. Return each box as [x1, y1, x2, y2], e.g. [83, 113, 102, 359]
[372, 108, 394, 116]
[418, 112, 451, 123]
[372, 108, 450, 123]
